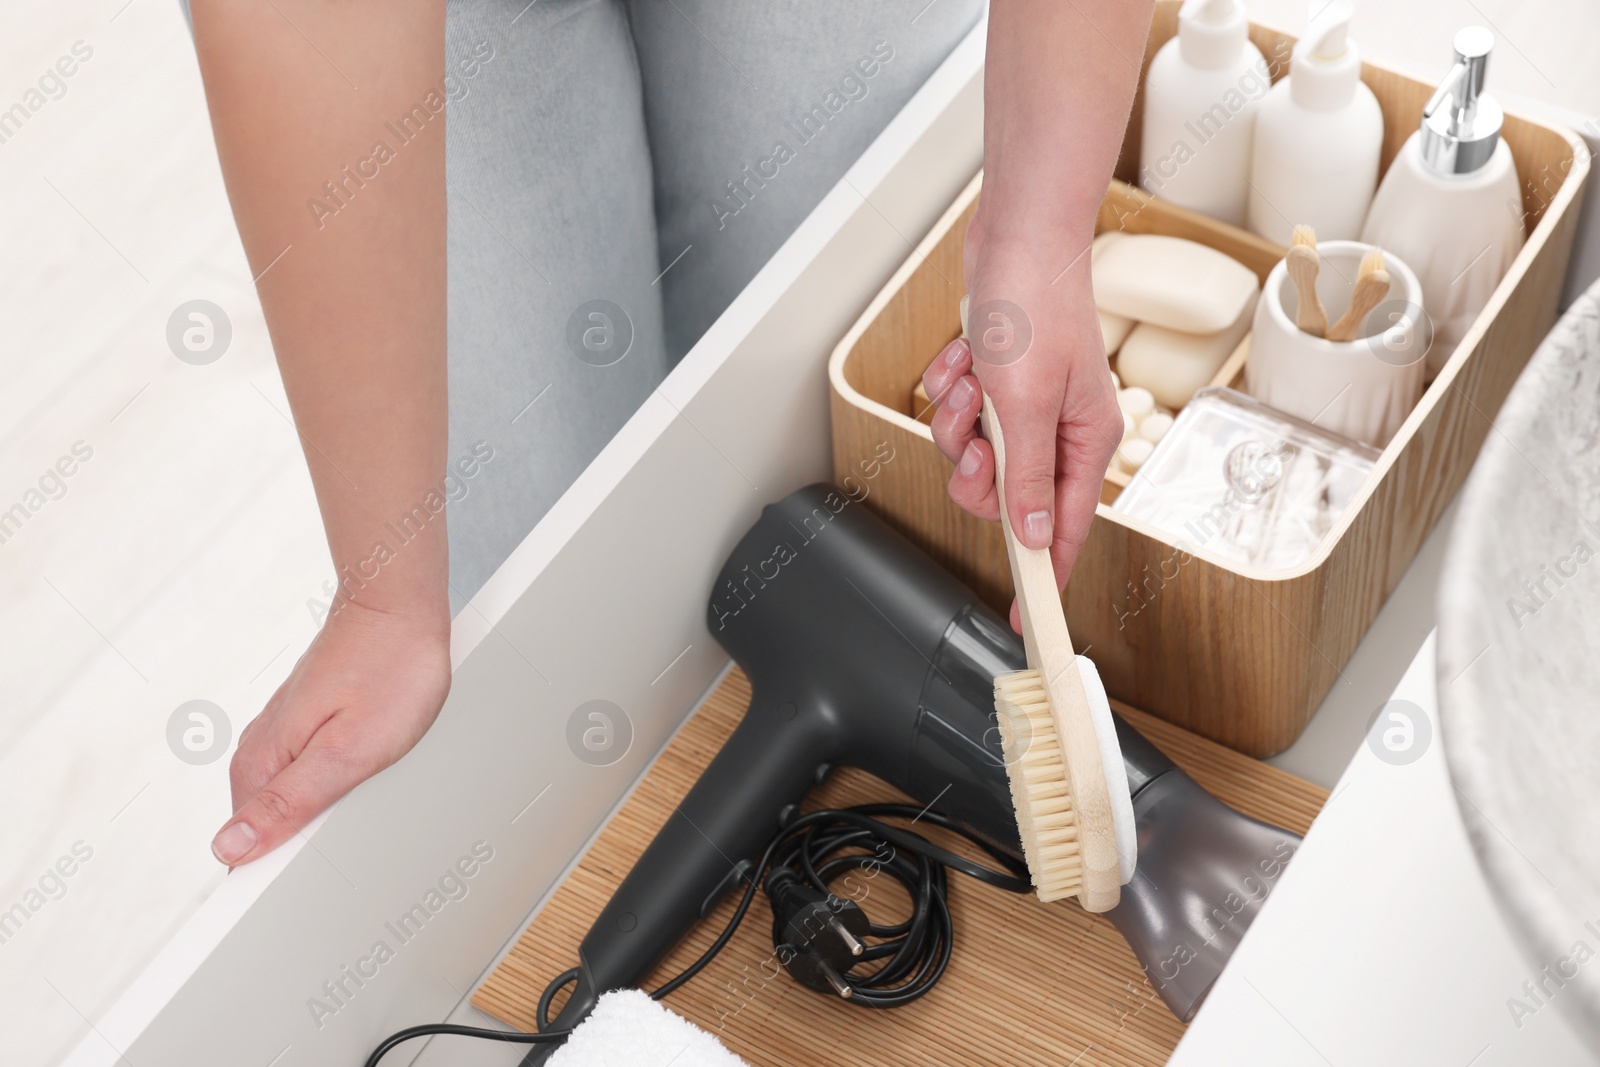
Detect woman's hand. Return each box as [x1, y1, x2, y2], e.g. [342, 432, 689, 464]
[191, 0, 450, 865]
[210, 601, 451, 866]
[922, 227, 1123, 630]
[922, 0, 1152, 627]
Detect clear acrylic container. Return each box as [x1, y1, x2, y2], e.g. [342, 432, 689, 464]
[1113, 387, 1379, 571]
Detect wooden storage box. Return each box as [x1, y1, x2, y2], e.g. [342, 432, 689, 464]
[829, 2, 1589, 756]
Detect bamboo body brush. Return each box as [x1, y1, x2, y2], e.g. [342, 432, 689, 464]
[956, 297, 1133, 910]
[979, 396, 1135, 912]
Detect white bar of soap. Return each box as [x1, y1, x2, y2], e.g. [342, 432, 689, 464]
[1100, 310, 1134, 356]
[1117, 292, 1257, 409]
[1091, 230, 1129, 264]
[1094, 233, 1134, 354]
[1094, 234, 1259, 334]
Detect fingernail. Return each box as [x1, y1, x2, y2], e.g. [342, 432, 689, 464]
[212, 821, 258, 865]
[945, 339, 968, 367]
[959, 441, 981, 476]
[1023, 510, 1052, 548]
[949, 377, 976, 409]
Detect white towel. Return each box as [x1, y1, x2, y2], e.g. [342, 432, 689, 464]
[547, 989, 750, 1067]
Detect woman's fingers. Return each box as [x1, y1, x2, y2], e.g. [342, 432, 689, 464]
[227, 698, 290, 819]
[1008, 393, 1121, 633]
[921, 337, 972, 419]
[925, 330, 1114, 563]
[989, 389, 1062, 550]
[929, 373, 984, 467]
[1049, 399, 1124, 588]
[947, 437, 1000, 521]
[219, 711, 302, 866]
[214, 725, 356, 866]
[926, 346, 1003, 523]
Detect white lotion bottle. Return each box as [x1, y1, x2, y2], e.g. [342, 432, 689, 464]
[1246, 0, 1383, 245]
[1360, 27, 1524, 377]
[1139, 0, 1271, 226]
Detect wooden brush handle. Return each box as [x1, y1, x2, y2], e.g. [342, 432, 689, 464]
[1287, 248, 1327, 338]
[1326, 270, 1392, 343]
[980, 396, 1121, 911]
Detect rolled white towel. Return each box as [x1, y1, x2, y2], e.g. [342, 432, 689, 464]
[548, 989, 750, 1067]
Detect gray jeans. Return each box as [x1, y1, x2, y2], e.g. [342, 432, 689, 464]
[442, 0, 981, 608]
[185, 0, 982, 611]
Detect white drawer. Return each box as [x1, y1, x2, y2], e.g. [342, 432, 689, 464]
[68, 20, 988, 1067]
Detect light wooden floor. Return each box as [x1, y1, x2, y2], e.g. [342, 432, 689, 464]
[472, 668, 1327, 1066]
[0, 6, 329, 1066]
[2, 2, 1596, 1066]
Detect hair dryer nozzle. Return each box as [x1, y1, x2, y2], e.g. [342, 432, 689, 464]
[1107, 768, 1301, 1020]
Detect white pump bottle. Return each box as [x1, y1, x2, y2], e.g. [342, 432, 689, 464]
[1360, 27, 1524, 377]
[1246, 1, 1383, 245]
[1139, 0, 1271, 226]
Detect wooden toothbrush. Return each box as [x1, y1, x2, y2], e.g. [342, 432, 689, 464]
[1287, 224, 1327, 338]
[981, 395, 1123, 912]
[1326, 248, 1392, 342]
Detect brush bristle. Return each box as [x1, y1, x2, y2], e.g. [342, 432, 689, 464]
[1360, 247, 1386, 277]
[1291, 224, 1316, 249]
[994, 668, 1083, 903]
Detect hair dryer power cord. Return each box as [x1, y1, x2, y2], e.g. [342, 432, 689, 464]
[365, 803, 1030, 1065]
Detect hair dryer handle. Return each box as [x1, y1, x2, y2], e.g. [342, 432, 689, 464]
[530, 691, 837, 1056]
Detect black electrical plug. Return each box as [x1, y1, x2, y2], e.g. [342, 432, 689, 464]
[763, 867, 872, 1000]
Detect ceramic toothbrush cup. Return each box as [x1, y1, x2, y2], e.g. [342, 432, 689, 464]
[1246, 241, 1427, 448]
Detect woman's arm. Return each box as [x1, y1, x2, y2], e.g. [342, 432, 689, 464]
[925, 0, 1154, 624]
[189, 0, 451, 866]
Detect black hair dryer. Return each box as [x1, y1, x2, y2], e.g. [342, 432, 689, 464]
[526, 484, 1300, 1060]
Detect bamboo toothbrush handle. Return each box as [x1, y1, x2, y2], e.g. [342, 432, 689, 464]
[1288, 250, 1327, 337]
[1326, 270, 1392, 342]
[980, 395, 1121, 911]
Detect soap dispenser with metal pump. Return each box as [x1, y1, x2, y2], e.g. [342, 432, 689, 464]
[1360, 26, 1524, 377]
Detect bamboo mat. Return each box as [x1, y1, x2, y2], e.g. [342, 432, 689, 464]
[473, 668, 1327, 1066]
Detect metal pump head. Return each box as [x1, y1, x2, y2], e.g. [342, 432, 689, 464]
[523, 485, 1300, 1060]
[1420, 26, 1503, 176]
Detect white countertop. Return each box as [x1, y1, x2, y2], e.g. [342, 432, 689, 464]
[1174, 625, 1596, 1065]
